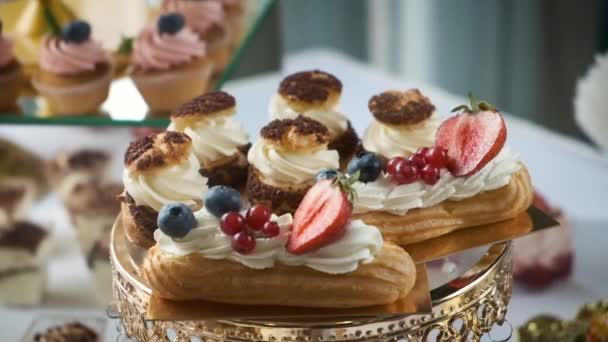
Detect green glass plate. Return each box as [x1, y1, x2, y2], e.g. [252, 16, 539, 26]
[0, 0, 276, 128]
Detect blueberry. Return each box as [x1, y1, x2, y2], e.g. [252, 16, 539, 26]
[314, 169, 340, 182]
[62, 20, 91, 44]
[347, 152, 383, 183]
[157, 13, 185, 35]
[158, 203, 197, 238]
[204, 185, 242, 218]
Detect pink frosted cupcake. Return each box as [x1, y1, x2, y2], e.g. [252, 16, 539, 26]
[0, 21, 24, 113]
[32, 20, 112, 116]
[215, 0, 247, 47]
[131, 13, 212, 113]
[161, 0, 234, 75]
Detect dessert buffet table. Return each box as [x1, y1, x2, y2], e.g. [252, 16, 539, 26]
[0, 49, 607, 340]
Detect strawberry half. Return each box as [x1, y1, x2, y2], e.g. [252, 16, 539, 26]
[287, 179, 353, 255]
[436, 93, 506, 177]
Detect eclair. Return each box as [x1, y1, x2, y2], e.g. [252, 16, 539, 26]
[169, 91, 250, 189]
[120, 131, 208, 249]
[246, 116, 340, 214]
[363, 89, 439, 159]
[142, 208, 416, 308]
[350, 92, 534, 245]
[269, 70, 359, 164]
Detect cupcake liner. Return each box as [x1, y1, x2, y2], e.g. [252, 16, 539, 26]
[0, 66, 24, 113]
[32, 68, 112, 116]
[132, 62, 213, 114]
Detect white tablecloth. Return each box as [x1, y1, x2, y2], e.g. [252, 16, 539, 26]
[0, 49, 606, 340]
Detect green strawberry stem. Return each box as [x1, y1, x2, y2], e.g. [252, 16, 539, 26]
[451, 91, 497, 114]
[117, 36, 134, 55]
[331, 171, 359, 203]
[42, 0, 63, 37]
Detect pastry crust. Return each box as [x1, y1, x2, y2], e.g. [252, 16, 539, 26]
[199, 144, 250, 188]
[353, 166, 533, 245]
[368, 89, 435, 126]
[329, 121, 359, 165]
[171, 90, 236, 130]
[121, 198, 157, 249]
[260, 116, 330, 151]
[246, 166, 308, 215]
[142, 242, 416, 308]
[278, 70, 342, 112]
[124, 131, 192, 175]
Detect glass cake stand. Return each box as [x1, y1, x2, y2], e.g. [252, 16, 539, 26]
[109, 218, 513, 342]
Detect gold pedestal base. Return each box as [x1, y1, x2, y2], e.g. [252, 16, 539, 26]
[111, 222, 513, 341]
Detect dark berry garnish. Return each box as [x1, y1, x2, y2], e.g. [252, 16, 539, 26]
[62, 20, 91, 44]
[245, 204, 271, 231]
[220, 212, 245, 236]
[424, 146, 448, 169]
[157, 13, 185, 35]
[386, 157, 405, 176]
[204, 185, 242, 218]
[314, 169, 340, 182]
[262, 221, 280, 238]
[347, 152, 382, 183]
[389, 158, 419, 185]
[157, 203, 197, 238]
[232, 231, 256, 254]
[420, 165, 440, 185]
[409, 147, 428, 169]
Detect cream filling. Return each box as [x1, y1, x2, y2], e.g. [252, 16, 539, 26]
[168, 115, 249, 166]
[122, 154, 208, 211]
[362, 114, 440, 158]
[155, 208, 383, 274]
[354, 148, 521, 215]
[269, 94, 348, 139]
[247, 139, 339, 186]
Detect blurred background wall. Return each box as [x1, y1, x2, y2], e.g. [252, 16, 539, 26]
[281, 0, 608, 140]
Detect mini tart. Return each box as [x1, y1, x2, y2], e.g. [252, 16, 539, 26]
[368, 89, 435, 126]
[171, 91, 250, 188]
[121, 131, 193, 249]
[277, 70, 359, 162]
[247, 116, 331, 215]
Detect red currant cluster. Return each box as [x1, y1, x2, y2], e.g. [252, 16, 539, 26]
[386, 146, 449, 185]
[219, 204, 281, 254]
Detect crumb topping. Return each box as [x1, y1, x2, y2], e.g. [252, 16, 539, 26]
[278, 70, 342, 103]
[171, 91, 236, 119]
[368, 89, 435, 125]
[124, 131, 192, 173]
[260, 116, 330, 146]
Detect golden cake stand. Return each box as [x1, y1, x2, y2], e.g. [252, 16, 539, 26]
[110, 220, 513, 341]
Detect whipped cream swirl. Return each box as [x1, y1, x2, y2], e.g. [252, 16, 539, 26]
[354, 148, 521, 215]
[123, 154, 207, 211]
[155, 208, 383, 274]
[39, 36, 108, 75]
[363, 114, 440, 158]
[248, 139, 339, 185]
[168, 116, 249, 166]
[269, 94, 348, 139]
[132, 26, 205, 71]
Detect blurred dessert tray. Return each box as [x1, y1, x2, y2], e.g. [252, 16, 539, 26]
[0, 0, 276, 127]
[109, 207, 558, 341]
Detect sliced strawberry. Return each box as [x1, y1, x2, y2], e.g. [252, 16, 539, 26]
[436, 95, 506, 177]
[287, 180, 352, 255]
